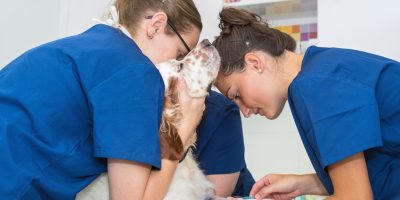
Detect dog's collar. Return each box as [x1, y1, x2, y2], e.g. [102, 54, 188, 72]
[179, 147, 193, 163]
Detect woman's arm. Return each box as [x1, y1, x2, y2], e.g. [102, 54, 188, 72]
[143, 162, 241, 198]
[107, 159, 152, 200]
[107, 144, 190, 200]
[249, 153, 373, 200]
[143, 159, 180, 199]
[142, 129, 197, 200]
[207, 173, 240, 197]
[326, 152, 373, 200]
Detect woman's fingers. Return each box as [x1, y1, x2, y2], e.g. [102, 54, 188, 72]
[177, 76, 205, 110]
[176, 76, 205, 144]
[255, 183, 276, 199]
[177, 76, 189, 101]
[251, 174, 302, 200]
[250, 174, 273, 196]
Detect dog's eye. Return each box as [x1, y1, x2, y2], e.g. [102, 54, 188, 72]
[178, 63, 184, 72]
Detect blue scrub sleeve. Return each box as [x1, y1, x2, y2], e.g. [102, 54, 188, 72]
[293, 75, 382, 168]
[198, 108, 245, 174]
[88, 65, 163, 169]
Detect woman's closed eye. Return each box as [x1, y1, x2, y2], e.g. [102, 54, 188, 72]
[233, 92, 240, 100]
[227, 89, 240, 101]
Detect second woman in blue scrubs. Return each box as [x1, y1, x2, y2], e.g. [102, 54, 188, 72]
[196, 90, 255, 197]
[213, 7, 400, 200]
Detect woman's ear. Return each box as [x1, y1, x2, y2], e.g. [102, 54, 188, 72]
[146, 12, 168, 39]
[244, 52, 265, 73]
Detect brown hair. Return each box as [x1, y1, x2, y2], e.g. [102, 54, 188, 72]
[159, 78, 183, 160]
[115, 0, 202, 35]
[213, 7, 296, 75]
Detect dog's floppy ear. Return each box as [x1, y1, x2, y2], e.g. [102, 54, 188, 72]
[159, 78, 184, 160]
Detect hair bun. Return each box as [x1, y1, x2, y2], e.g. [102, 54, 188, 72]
[218, 7, 264, 35]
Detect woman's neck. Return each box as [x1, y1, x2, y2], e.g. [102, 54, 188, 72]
[129, 30, 153, 62]
[278, 50, 303, 87]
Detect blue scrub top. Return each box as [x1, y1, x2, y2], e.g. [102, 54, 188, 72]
[288, 46, 400, 199]
[0, 24, 165, 199]
[194, 90, 255, 196]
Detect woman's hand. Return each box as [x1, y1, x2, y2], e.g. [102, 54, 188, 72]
[249, 173, 327, 200]
[177, 76, 205, 146]
[250, 174, 302, 200]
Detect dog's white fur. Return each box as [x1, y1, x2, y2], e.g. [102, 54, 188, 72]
[76, 39, 220, 200]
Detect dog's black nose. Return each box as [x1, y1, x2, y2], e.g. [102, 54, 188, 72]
[201, 39, 212, 47]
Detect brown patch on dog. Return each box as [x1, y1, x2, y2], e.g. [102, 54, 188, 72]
[201, 54, 209, 63]
[159, 78, 184, 160]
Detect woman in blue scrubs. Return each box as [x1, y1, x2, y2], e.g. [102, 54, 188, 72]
[0, 0, 207, 199]
[196, 90, 255, 197]
[213, 8, 400, 200]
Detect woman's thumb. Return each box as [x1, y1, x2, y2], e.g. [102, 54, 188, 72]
[178, 76, 190, 101]
[255, 185, 276, 199]
[178, 76, 187, 89]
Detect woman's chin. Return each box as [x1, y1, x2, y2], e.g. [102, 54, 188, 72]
[264, 114, 279, 120]
[261, 109, 282, 120]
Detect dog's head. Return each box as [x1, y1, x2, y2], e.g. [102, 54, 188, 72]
[156, 39, 220, 97]
[156, 39, 220, 160]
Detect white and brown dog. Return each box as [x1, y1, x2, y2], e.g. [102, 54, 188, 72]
[76, 39, 220, 200]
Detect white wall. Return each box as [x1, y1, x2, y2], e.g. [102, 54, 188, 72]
[0, 0, 110, 68]
[318, 0, 400, 61]
[0, 0, 62, 67]
[194, 0, 224, 42]
[59, 0, 111, 37]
